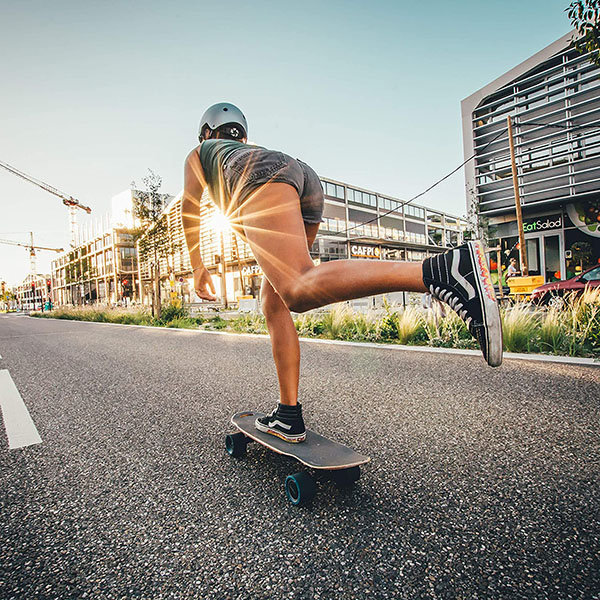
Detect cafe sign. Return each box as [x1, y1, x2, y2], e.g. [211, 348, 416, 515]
[350, 244, 381, 258]
[242, 265, 263, 276]
[522, 215, 562, 233]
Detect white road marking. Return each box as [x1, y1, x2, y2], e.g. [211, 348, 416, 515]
[0, 369, 42, 449]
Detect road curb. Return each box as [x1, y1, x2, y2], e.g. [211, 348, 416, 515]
[28, 315, 600, 367]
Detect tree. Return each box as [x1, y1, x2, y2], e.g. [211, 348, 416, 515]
[132, 170, 173, 319]
[465, 184, 497, 247]
[0, 284, 16, 310]
[567, 0, 600, 66]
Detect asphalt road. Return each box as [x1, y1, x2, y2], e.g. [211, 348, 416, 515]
[0, 314, 599, 600]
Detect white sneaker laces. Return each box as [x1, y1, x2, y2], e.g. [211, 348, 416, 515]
[430, 284, 473, 328]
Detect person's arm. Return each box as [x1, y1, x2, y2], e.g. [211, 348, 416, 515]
[182, 148, 217, 301]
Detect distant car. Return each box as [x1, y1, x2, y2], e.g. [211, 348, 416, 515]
[530, 265, 600, 304]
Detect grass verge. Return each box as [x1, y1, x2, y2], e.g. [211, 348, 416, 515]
[32, 291, 600, 359]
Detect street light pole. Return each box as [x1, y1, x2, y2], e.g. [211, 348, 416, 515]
[219, 230, 228, 309]
[507, 115, 529, 276]
[231, 232, 244, 296]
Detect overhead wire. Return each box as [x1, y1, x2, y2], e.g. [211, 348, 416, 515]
[333, 114, 599, 239]
[334, 126, 509, 238]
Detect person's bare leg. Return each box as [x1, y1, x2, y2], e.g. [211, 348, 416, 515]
[236, 183, 426, 314]
[260, 223, 320, 407]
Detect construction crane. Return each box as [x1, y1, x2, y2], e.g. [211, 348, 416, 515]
[0, 233, 63, 276]
[0, 159, 92, 248]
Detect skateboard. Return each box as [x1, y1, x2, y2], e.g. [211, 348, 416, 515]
[225, 411, 370, 506]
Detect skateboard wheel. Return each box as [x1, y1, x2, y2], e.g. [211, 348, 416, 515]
[331, 466, 361, 487]
[285, 472, 316, 506]
[225, 433, 247, 457]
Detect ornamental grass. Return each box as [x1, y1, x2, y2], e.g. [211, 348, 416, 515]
[501, 304, 539, 354]
[32, 291, 600, 358]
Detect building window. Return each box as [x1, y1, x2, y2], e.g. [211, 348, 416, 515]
[348, 188, 377, 207]
[405, 205, 425, 220]
[321, 217, 345, 233]
[446, 230, 460, 247]
[407, 250, 426, 261]
[319, 239, 348, 260]
[428, 227, 444, 246]
[324, 181, 345, 200]
[379, 197, 401, 212]
[118, 233, 134, 244]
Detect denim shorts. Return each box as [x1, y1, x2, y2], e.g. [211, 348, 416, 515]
[223, 147, 324, 224]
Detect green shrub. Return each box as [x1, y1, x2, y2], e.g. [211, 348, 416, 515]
[33, 306, 154, 326]
[166, 317, 199, 329]
[208, 315, 227, 329]
[160, 303, 188, 324]
[295, 313, 326, 337]
[230, 314, 267, 334]
[346, 311, 379, 342]
[375, 303, 423, 344]
[437, 311, 474, 348]
[561, 288, 600, 357]
[377, 313, 398, 341]
[423, 310, 471, 348]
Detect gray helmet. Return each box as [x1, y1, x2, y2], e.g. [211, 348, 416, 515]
[198, 102, 248, 142]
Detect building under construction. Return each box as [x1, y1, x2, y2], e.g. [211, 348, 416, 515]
[49, 190, 158, 306]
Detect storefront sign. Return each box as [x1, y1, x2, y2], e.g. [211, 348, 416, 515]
[242, 265, 263, 276]
[350, 244, 381, 258]
[522, 215, 562, 233]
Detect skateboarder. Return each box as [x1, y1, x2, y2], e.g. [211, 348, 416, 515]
[182, 102, 503, 443]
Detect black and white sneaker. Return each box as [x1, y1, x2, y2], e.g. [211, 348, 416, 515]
[255, 403, 306, 443]
[422, 241, 503, 367]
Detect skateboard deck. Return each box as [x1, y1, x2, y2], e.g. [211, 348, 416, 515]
[231, 411, 370, 470]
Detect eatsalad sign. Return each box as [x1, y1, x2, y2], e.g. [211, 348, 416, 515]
[522, 215, 562, 233]
[350, 244, 381, 258]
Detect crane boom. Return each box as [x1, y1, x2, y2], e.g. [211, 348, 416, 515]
[0, 160, 92, 213]
[0, 232, 63, 276]
[0, 238, 63, 252]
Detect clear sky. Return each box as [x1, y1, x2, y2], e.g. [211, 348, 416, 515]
[0, 0, 573, 285]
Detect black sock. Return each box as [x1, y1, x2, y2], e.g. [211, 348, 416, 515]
[277, 403, 302, 415]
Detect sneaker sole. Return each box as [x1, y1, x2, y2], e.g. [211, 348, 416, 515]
[254, 419, 306, 443]
[468, 241, 503, 367]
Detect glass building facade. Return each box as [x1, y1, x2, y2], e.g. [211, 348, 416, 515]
[140, 177, 467, 307]
[462, 31, 600, 284]
[315, 178, 464, 266]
